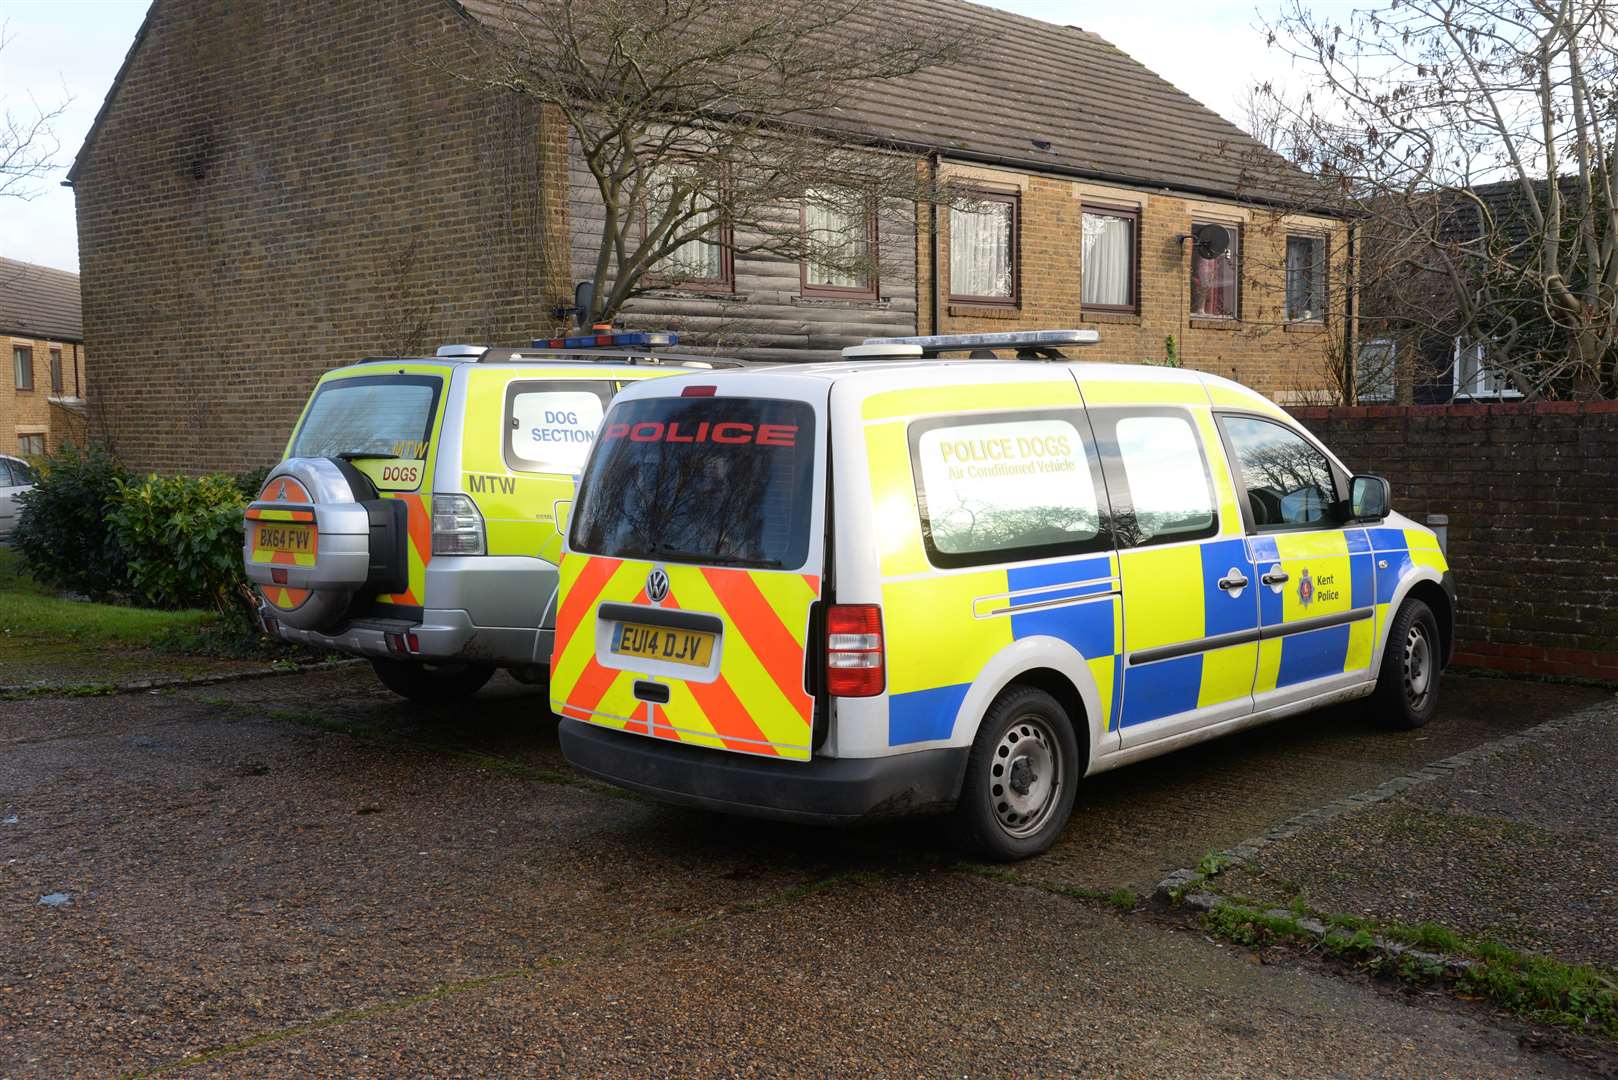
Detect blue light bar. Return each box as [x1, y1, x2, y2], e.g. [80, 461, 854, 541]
[532, 331, 679, 350]
[862, 330, 1098, 350]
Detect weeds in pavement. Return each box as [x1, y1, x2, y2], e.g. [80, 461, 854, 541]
[1202, 902, 1313, 949]
[1200, 898, 1618, 1041]
[1, 681, 120, 700]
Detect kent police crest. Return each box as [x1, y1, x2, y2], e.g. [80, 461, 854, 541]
[1298, 568, 1315, 607]
[646, 566, 670, 603]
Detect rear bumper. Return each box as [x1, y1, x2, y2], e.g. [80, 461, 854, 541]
[559, 718, 969, 825]
[265, 605, 552, 668]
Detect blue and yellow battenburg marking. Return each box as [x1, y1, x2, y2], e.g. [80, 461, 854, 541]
[884, 554, 1122, 745]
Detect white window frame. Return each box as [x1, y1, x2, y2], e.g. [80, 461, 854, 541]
[1452, 340, 1522, 400]
[1355, 338, 1397, 404]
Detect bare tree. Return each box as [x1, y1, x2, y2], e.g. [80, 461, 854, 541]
[0, 24, 70, 201]
[437, 0, 968, 328]
[1259, 0, 1618, 400]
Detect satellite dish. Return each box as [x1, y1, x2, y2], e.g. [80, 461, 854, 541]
[1193, 223, 1231, 260]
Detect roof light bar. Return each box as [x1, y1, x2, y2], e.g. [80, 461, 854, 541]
[840, 343, 924, 360]
[864, 330, 1099, 351]
[850, 329, 1100, 361]
[531, 331, 679, 350]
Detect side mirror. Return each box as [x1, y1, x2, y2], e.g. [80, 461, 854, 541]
[1348, 475, 1390, 522]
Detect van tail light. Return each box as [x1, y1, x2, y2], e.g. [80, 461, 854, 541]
[431, 493, 486, 555]
[826, 604, 884, 697]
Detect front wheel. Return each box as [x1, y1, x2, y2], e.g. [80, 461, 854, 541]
[1374, 598, 1441, 729]
[951, 685, 1081, 861]
[370, 658, 496, 704]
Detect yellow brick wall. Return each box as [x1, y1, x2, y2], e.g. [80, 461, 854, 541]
[4, 335, 89, 457]
[917, 164, 1352, 401]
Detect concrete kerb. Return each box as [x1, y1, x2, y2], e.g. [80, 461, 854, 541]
[0, 657, 367, 698]
[1153, 697, 1618, 907]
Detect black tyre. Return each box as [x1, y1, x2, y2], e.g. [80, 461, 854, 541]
[1374, 598, 1441, 729]
[951, 684, 1081, 861]
[370, 658, 496, 704]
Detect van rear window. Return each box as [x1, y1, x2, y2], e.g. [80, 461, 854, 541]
[570, 396, 817, 570]
[291, 375, 441, 460]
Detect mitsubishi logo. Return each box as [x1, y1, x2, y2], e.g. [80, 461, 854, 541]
[646, 566, 670, 603]
[273, 479, 290, 501]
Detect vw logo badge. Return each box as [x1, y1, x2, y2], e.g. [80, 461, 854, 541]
[646, 566, 670, 603]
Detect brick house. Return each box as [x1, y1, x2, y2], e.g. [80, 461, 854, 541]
[0, 256, 89, 458]
[70, 0, 1352, 473]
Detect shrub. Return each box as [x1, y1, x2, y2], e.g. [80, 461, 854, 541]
[11, 445, 131, 600]
[111, 473, 253, 619]
[233, 464, 274, 501]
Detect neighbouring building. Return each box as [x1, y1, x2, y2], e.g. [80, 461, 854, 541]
[71, 0, 1353, 473]
[0, 256, 89, 458]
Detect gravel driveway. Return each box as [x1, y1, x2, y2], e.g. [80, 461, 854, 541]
[1, 668, 1605, 1076]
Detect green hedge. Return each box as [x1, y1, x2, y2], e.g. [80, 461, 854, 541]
[11, 445, 131, 600]
[112, 473, 252, 616]
[14, 446, 267, 623]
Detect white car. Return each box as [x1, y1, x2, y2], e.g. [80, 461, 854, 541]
[0, 455, 38, 542]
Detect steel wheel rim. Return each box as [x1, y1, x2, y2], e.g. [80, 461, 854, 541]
[988, 713, 1063, 839]
[1403, 623, 1433, 710]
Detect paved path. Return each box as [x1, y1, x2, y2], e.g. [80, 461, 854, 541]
[0, 669, 1605, 1076]
[1219, 694, 1618, 971]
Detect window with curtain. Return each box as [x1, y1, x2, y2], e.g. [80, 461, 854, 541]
[802, 189, 875, 297]
[950, 192, 1016, 302]
[644, 164, 729, 287]
[1081, 207, 1137, 311]
[1190, 223, 1239, 318]
[12, 346, 32, 391]
[1285, 235, 1326, 321]
[49, 349, 62, 394]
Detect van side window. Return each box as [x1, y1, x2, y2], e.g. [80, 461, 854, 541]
[1096, 411, 1218, 547]
[908, 410, 1108, 568]
[503, 380, 613, 475]
[1221, 415, 1338, 530]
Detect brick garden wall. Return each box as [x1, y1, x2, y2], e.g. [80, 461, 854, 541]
[1291, 402, 1618, 681]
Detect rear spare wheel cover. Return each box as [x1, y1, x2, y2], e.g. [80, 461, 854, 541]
[243, 458, 373, 631]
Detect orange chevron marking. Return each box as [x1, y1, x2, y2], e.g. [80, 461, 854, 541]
[685, 670, 778, 756]
[555, 556, 623, 660]
[702, 568, 811, 723]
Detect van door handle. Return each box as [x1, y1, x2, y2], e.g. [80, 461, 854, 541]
[1217, 573, 1249, 591]
[1262, 569, 1290, 586]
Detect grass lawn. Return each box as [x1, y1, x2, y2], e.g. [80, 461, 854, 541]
[0, 547, 299, 691]
[0, 546, 214, 647]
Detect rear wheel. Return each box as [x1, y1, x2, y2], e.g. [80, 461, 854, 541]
[370, 659, 495, 704]
[1374, 598, 1441, 730]
[951, 685, 1080, 861]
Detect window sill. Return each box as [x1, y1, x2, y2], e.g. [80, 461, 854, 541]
[792, 294, 890, 310]
[1189, 318, 1240, 331]
[948, 303, 1020, 320]
[1082, 310, 1141, 326]
[1283, 320, 1326, 333]
[641, 288, 747, 302]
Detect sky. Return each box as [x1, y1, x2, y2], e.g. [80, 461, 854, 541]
[0, 0, 1323, 275]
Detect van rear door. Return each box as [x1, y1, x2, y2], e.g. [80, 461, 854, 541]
[552, 381, 826, 761]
